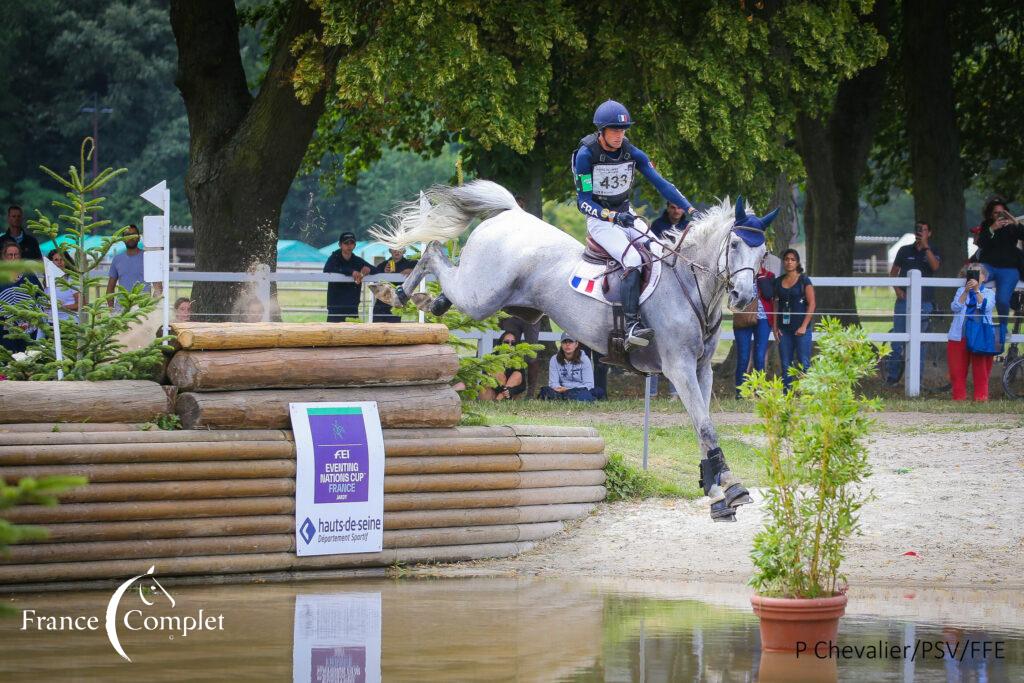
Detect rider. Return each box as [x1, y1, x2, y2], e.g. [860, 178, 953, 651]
[573, 100, 698, 351]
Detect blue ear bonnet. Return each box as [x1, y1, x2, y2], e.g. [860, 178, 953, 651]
[732, 195, 777, 247]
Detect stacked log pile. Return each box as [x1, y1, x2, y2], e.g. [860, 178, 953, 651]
[0, 323, 608, 586]
[167, 322, 462, 429]
[0, 424, 606, 586]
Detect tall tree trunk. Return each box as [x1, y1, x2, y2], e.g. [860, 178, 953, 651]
[794, 1, 891, 325]
[170, 0, 340, 319]
[902, 0, 965, 275]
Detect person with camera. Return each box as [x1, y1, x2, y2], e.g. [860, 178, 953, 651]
[974, 197, 1024, 346]
[884, 221, 942, 385]
[947, 264, 997, 401]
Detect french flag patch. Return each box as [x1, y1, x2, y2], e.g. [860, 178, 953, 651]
[571, 276, 596, 294]
[617, 114, 628, 123]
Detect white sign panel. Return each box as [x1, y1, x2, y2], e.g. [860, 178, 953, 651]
[290, 402, 385, 556]
[293, 592, 382, 683]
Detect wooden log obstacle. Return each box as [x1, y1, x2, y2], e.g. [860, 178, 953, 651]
[0, 323, 609, 586]
[0, 426, 605, 586]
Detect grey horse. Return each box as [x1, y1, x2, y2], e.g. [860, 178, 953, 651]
[370, 180, 774, 521]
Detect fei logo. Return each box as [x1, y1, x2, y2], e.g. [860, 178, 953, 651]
[21, 565, 225, 662]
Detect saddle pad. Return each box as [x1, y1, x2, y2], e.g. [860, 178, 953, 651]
[569, 241, 662, 306]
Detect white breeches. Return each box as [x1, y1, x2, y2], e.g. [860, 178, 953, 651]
[587, 214, 645, 268]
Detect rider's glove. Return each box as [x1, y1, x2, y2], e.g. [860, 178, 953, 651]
[613, 212, 635, 229]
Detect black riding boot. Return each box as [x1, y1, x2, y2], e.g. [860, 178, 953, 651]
[622, 270, 654, 352]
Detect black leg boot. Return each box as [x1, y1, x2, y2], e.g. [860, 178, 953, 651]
[430, 293, 453, 316]
[622, 270, 654, 352]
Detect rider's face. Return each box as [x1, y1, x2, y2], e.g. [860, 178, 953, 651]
[598, 128, 625, 151]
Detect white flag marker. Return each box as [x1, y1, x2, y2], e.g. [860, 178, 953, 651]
[43, 257, 66, 380]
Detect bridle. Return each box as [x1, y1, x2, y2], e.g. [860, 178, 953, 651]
[671, 223, 765, 344]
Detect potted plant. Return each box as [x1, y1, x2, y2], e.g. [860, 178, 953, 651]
[740, 317, 885, 653]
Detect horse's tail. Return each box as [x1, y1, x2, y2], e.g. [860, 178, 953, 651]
[369, 180, 519, 248]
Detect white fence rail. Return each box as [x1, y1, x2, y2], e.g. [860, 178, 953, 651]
[96, 267, 1020, 398]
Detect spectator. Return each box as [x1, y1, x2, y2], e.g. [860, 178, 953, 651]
[45, 249, 79, 321]
[538, 333, 606, 401]
[884, 221, 942, 384]
[0, 241, 43, 353]
[173, 297, 192, 323]
[947, 264, 997, 401]
[323, 231, 372, 322]
[974, 196, 1024, 346]
[650, 201, 688, 239]
[734, 261, 775, 398]
[772, 249, 815, 392]
[1, 205, 43, 261]
[106, 225, 149, 308]
[500, 315, 546, 396]
[372, 247, 417, 322]
[478, 331, 526, 401]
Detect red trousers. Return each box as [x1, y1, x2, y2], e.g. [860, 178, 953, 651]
[946, 338, 994, 401]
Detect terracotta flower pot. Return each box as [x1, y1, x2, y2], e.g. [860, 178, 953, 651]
[750, 593, 848, 653]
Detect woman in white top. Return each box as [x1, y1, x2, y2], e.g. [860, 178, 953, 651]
[947, 264, 997, 401]
[46, 250, 80, 321]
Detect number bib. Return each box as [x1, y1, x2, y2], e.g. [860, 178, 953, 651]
[591, 162, 634, 197]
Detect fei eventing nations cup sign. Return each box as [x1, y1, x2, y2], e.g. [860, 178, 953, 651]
[290, 402, 385, 556]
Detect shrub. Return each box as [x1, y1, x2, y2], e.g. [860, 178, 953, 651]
[741, 317, 886, 598]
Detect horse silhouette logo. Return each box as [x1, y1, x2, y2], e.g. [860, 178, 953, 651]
[105, 565, 175, 662]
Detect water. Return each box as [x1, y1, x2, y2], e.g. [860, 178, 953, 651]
[1, 577, 1020, 682]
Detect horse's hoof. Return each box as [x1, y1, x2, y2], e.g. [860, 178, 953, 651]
[725, 483, 753, 508]
[410, 292, 434, 312]
[710, 499, 737, 522]
[369, 282, 400, 306]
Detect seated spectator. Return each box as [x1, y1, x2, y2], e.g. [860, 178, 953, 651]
[974, 196, 1023, 346]
[173, 297, 192, 323]
[772, 249, 815, 392]
[373, 247, 417, 322]
[106, 225, 149, 308]
[650, 201, 688, 238]
[324, 231, 372, 322]
[0, 241, 43, 353]
[2, 205, 43, 261]
[734, 262, 775, 398]
[478, 331, 526, 401]
[538, 333, 606, 402]
[45, 250, 80, 321]
[947, 264, 997, 401]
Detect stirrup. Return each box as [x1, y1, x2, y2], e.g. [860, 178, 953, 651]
[623, 321, 653, 352]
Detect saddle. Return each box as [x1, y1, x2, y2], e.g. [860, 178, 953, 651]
[572, 237, 665, 372]
[582, 236, 656, 294]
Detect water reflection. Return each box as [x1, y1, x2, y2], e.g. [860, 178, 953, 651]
[0, 578, 1020, 682]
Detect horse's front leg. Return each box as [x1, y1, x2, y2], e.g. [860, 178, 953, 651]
[665, 357, 751, 522]
[368, 242, 438, 310]
[697, 344, 753, 516]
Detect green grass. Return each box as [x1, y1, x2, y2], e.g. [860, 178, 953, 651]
[471, 401, 761, 500]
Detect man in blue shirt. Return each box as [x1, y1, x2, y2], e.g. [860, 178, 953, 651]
[573, 100, 697, 351]
[884, 220, 942, 384]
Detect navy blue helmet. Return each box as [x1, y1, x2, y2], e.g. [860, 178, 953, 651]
[593, 100, 632, 130]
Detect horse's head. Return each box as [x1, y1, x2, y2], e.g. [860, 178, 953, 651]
[722, 196, 775, 311]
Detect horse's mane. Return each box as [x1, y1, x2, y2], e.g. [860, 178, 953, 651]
[661, 198, 742, 253]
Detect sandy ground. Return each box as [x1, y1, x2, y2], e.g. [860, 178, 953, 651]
[417, 412, 1024, 589]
